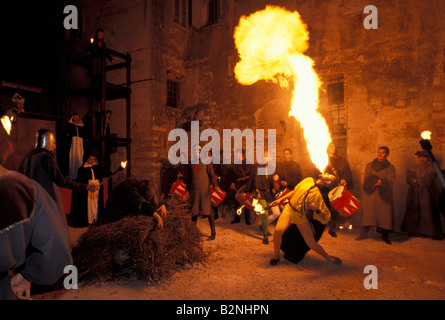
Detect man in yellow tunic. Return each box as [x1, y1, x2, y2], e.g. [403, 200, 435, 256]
[269, 175, 342, 266]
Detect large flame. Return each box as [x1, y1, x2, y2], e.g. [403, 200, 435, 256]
[234, 6, 331, 171]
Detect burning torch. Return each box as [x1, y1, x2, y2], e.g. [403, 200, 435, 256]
[100, 160, 127, 185]
[236, 205, 245, 216]
[236, 198, 266, 216]
[419, 131, 445, 188]
[1, 115, 12, 136]
[252, 198, 266, 215]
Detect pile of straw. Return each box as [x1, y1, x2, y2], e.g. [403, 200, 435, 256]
[71, 198, 206, 284]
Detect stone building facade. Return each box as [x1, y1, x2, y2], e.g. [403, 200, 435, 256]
[64, 0, 445, 230]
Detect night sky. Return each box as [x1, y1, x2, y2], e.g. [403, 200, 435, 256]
[1, 0, 65, 113]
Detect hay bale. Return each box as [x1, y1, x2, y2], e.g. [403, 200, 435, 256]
[71, 198, 206, 284]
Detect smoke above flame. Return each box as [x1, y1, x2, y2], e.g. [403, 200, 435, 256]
[234, 6, 332, 171]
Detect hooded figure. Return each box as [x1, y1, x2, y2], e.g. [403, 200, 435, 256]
[401, 151, 443, 239]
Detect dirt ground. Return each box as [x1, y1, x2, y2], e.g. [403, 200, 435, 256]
[34, 211, 445, 301]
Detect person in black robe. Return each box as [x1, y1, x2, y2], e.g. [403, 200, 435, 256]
[68, 155, 104, 228]
[100, 178, 166, 228]
[0, 118, 72, 300]
[87, 27, 113, 86]
[275, 148, 302, 191]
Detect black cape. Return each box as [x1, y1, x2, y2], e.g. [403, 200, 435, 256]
[68, 164, 103, 228]
[280, 219, 326, 264]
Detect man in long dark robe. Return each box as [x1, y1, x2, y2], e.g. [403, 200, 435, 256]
[0, 118, 72, 300]
[401, 151, 443, 239]
[356, 146, 396, 245]
[185, 145, 220, 240]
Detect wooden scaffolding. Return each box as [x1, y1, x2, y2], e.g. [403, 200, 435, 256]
[65, 47, 132, 186]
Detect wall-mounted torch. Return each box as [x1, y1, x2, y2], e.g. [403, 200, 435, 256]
[100, 160, 127, 186]
[419, 131, 445, 188]
[1, 115, 12, 135]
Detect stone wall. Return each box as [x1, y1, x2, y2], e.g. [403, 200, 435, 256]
[182, 0, 445, 229]
[67, 0, 445, 230]
[67, 0, 186, 186]
[298, 0, 445, 228]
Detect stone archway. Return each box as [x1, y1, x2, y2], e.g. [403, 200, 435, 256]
[177, 102, 221, 132]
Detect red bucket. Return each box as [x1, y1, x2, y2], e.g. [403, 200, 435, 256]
[328, 185, 360, 217]
[275, 188, 291, 211]
[210, 186, 226, 206]
[170, 180, 187, 198]
[235, 192, 255, 210]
